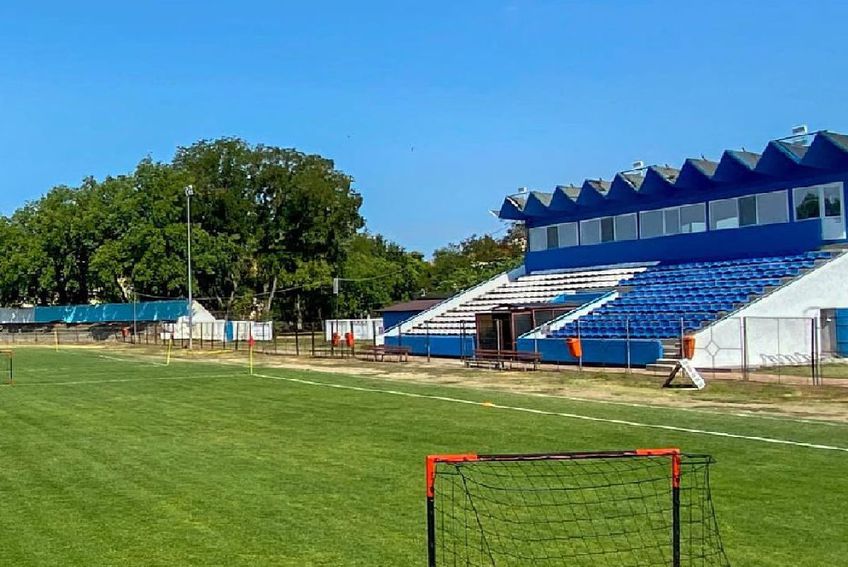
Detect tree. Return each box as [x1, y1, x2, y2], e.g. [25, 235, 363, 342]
[427, 224, 524, 294]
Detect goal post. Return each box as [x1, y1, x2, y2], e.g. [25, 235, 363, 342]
[426, 448, 730, 566]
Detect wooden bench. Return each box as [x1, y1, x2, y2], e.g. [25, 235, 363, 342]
[466, 348, 541, 371]
[360, 345, 411, 362]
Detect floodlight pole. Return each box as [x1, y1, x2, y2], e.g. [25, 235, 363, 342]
[185, 185, 195, 349]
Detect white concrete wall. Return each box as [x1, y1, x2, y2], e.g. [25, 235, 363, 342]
[691, 252, 848, 368]
[381, 265, 526, 337]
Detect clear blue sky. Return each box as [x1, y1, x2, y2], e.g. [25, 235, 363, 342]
[2, 1, 848, 254]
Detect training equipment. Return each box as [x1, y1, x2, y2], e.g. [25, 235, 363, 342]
[426, 448, 730, 566]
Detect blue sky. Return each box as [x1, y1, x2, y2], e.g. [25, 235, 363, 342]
[2, 1, 848, 254]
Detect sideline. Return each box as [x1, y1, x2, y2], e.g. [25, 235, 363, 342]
[252, 372, 848, 453]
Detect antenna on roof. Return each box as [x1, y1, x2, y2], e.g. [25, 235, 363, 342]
[791, 124, 808, 136]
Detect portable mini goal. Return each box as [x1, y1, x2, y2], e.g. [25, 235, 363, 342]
[426, 448, 730, 566]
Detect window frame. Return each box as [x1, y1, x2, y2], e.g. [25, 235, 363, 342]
[557, 222, 579, 248]
[614, 212, 638, 241]
[579, 218, 602, 246]
[709, 197, 740, 231]
[679, 203, 707, 234]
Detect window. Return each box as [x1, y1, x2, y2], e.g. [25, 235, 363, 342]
[527, 227, 546, 251]
[709, 198, 739, 230]
[738, 196, 757, 227]
[680, 203, 706, 233]
[756, 191, 788, 225]
[614, 213, 638, 241]
[600, 217, 615, 242]
[639, 209, 664, 239]
[580, 219, 601, 245]
[557, 222, 578, 247]
[546, 225, 559, 250]
[664, 208, 681, 235]
[823, 184, 842, 217]
[794, 187, 820, 221]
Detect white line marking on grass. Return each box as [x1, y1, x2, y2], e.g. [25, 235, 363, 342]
[252, 372, 848, 453]
[518, 391, 847, 428]
[333, 370, 848, 428]
[3, 374, 237, 387]
[97, 354, 168, 366]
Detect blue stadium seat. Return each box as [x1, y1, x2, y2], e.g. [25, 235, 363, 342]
[549, 250, 831, 339]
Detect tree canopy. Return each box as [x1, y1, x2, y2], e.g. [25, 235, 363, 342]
[0, 138, 524, 321]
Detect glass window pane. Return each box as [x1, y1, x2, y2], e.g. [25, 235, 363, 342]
[580, 219, 600, 245]
[546, 225, 559, 250]
[756, 191, 788, 225]
[600, 217, 615, 242]
[680, 203, 706, 233]
[557, 222, 578, 247]
[738, 196, 757, 227]
[614, 213, 637, 241]
[528, 227, 545, 251]
[823, 184, 842, 217]
[709, 198, 738, 230]
[639, 209, 664, 239]
[794, 187, 820, 220]
[664, 208, 680, 235]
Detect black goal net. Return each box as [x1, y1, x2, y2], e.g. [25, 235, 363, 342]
[426, 449, 730, 566]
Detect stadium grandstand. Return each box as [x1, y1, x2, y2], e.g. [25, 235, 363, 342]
[382, 129, 848, 369]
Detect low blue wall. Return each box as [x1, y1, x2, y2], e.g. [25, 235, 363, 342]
[384, 334, 476, 358]
[516, 337, 663, 366]
[385, 333, 663, 366]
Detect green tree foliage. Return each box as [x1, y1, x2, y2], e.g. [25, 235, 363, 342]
[427, 225, 525, 294]
[0, 137, 526, 322]
[336, 232, 429, 318]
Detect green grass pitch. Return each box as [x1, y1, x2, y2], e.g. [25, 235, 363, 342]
[0, 348, 845, 566]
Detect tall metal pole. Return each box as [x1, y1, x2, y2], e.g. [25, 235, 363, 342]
[185, 185, 195, 349]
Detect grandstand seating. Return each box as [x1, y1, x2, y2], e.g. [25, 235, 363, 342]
[550, 250, 833, 339]
[402, 265, 649, 335]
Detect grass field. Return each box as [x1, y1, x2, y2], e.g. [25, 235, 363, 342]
[0, 347, 846, 566]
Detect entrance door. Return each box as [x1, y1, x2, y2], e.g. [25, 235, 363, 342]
[820, 183, 846, 240]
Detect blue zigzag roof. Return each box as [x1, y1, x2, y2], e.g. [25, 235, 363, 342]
[499, 130, 848, 221]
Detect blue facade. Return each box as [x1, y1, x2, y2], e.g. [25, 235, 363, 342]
[383, 310, 419, 330]
[526, 217, 825, 271]
[501, 131, 848, 270]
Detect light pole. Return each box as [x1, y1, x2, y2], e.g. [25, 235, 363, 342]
[185, 185, 195, 349]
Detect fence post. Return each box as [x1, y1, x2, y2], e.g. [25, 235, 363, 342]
[294, 324, 300, 356]
[311, 325, 316, 356]
[625, 317, 631, 375]
[459, 320, 465, 361]
[811, 317, 820, 386]
[426, 320, 431, 363]
[741, 317, 749, 381]
[495, 319, 503, 370]
[577, 318, 583, 372]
